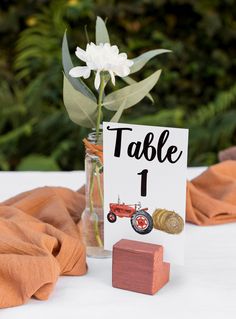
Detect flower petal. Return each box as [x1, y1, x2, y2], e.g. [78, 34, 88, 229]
[69, 66, 90, 78]
[127, 59, 134, 67]
[113, 65, 130, 77]
[94, 71, 101, 90]
[109, 70, 116, 86]
[72, 42, 133, 84]
[75, 46, 87, 62]
[111, 45, 119, 54]
[119, 53, 127, 60]
[81, 66, 91, 79]
[89, 42, 97, 48]
[122, 66, 131, 76]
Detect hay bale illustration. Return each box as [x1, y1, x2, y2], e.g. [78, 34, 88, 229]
[152, 209, 184, 234]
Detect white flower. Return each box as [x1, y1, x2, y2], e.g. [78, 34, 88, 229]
[69, 42, 134, 90]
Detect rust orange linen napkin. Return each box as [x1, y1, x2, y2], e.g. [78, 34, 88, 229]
[0, 187, 87, 308]
[186, 160, 236, 225]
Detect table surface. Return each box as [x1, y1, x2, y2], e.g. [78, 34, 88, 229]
[0, 168, 236, 319]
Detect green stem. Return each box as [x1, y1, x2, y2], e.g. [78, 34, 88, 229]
[95, 163, 104, 208]
[89, 74, 106, 247]
[89, 162, 95, 214]
[96, 73, 105, 142]
[89, 161, 103, 247]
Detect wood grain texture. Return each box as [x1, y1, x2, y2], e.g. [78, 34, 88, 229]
[112, 239, 170, 295]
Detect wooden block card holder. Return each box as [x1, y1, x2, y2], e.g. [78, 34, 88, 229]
[112, 239, 170, 295]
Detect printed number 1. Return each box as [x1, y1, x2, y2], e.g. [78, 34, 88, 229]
[137, 169, 148, 197]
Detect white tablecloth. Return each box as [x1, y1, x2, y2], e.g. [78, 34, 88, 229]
[0, 168, 235, 319]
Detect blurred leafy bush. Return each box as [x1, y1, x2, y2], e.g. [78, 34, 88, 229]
[0, 0, 236, 170]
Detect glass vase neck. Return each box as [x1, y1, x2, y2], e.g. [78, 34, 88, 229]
[87, 131, 103, 145]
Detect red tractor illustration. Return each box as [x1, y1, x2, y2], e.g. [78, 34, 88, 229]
[107, 197, 153, 235]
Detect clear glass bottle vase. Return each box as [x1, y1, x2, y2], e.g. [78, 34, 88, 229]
[81, 132, 111, 258]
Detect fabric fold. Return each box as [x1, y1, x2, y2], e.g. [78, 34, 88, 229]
[186, 160, 236, 225]
[0, 187, 87, 308]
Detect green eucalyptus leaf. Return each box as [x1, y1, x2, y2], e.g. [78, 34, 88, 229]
[96, 16, 110, 44]
[130, 49, 171, 74]
[110, 99, 126, 122]
[103, 70, 162, 111]
[62, 30, 96, 102]
[122, 76, 154, 103]
[63, 75, 97, 128]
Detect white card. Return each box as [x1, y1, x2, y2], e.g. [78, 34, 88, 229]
[103, 122, 188, 265]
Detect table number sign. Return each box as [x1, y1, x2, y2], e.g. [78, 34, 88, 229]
[103, 122, 188, 265]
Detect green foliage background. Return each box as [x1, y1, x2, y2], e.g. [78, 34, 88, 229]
[0, 0, 236, 170]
